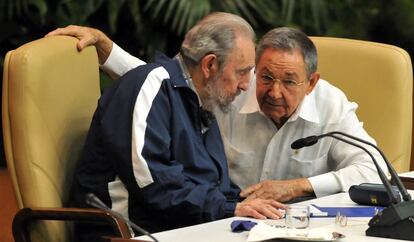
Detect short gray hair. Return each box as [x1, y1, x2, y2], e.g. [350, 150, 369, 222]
[180, 12, 255, 70]
[256, 27, 317, 77]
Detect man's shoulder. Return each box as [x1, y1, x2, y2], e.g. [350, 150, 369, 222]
[124, 53, 185, 88]
[314, 79, 346, 99]
[124, 62, 169, 82]
[101, 62, 167, 96]
[98, 62, 173, 114]
[312, 79, 358, 123]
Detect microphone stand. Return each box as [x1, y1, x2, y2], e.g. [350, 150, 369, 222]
[86, 193, 160, 242]
[291, 132, 414, 240]
[320, 133, 399, 204]
[327, 131, 411, 201]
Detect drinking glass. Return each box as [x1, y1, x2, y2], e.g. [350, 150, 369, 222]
[285, 205, 310, 237]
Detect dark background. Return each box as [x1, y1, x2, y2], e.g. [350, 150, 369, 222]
[1, 0, 414, 167]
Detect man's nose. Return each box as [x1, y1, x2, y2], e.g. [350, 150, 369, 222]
[238, 77, 250, 91]
[268, 82, 283, 99]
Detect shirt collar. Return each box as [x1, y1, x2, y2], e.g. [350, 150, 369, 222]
[175, 54, 203, 106]
[239, 78, 320, 124]
[289, 90, 320, 124]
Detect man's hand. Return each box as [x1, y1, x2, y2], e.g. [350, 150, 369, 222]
[240, 178, 314, 202]
[235, 198, 287, 220]
[46, 25, 112, 64]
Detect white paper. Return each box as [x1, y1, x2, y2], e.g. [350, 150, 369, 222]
[247, 221, 338, 242]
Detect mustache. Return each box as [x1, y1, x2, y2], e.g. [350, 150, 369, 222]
[264, 95, 286, 106]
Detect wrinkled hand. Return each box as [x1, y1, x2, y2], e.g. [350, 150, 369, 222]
[235, 198, 287, 220]
[46, 25, 112, 64]
[240, 178, 314, 202]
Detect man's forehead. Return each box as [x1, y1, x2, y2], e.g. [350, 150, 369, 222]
[258, 49, 306, 73]
[232, 39, 255, 64]
[260, 63, 301, 75]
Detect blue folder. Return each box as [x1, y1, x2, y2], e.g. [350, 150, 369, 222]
[311, 204, 384, 217]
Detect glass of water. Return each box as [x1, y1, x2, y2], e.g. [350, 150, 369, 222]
[285, 205, 310, 237]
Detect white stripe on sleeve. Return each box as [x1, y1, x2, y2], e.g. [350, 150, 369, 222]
[131, 67, 170, 188]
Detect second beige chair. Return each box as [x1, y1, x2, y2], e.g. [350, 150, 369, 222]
[310, 37, 412, 172]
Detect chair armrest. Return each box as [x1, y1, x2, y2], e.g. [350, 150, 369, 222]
[13, 207, 132, 242]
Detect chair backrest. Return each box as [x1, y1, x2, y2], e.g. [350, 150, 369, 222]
[310, 37, 413, 172]
[2, 36, 100, 241]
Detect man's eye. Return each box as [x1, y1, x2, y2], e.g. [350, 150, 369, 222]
[238, 69, 251, 76]
[283, 80, 297, 86]
[261, 74, 273, 81]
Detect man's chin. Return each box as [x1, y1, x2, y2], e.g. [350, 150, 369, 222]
[218, 104, 232, 113]
[210, 101, 232, 115]
[204, 96, 233, 114]
[261, 105, 285, 118]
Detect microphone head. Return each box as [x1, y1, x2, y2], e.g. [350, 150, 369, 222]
[85, 193, 95, 206]
[85, 193, 110, 210]
[291, 135, 319, 149]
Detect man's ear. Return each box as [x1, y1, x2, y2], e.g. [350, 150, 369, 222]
[200, 54, 219, 81]
[306, 72, 320, 95]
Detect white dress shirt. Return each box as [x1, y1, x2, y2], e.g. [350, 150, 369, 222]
[218, 79, 385, 197]
[102, 43, 386, 197]
[101, 43, 146, 79]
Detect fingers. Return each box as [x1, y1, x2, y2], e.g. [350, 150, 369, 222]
[242, 206, 267, 220]
[257, 205, 281, 220]
[235, 199, 286, 220]
[245, 187, 277, 201]
[242, 189, 259, 201]
[244, 191, 265, 201]
[240, 183, 261, 197]
[260, 199, 286, 219]
[78, 38, 95, 51]
[244, 183, 291, 202]
[252, 190, 266, 199]
[45, 25, 96, 42]
[254, 204, 284, 220]
[45, 28, 62, 37]
[243, 194, 255, 202]
[45, 25, 100, 52]
[46, 25, 81, 37]
[269, 199, 288, 210]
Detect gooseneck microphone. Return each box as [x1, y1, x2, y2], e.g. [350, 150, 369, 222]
[291, 132, 399, 204]
[86, 193, 160, 242]
[291, 135, 319, 149]
[329, 131, 411, 202]
[291, 132, 414, 240]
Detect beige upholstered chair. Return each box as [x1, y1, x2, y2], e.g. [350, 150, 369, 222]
[2, 36, 131, 242]
[310, 37, 413, 172]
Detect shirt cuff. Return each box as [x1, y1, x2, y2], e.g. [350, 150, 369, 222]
[101, 42, 146, 79]
[308, 172, 342, 197]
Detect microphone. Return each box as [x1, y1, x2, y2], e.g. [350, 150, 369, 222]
[291, 132, 414, 240]
[292, 132, 399, 204]
[291, 135, 319, 149]
[86, 193, 160, 242]
[328, 131, 411, 202]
